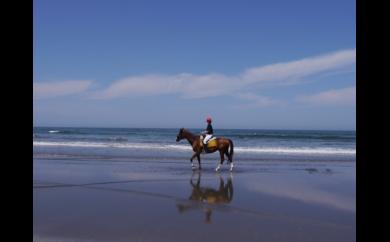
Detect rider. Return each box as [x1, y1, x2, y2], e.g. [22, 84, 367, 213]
[201, 117, 214, 147]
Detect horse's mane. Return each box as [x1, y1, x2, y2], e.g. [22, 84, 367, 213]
[181, 128, 195, 136]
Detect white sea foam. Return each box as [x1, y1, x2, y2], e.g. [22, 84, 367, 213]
[48, 130, 60, 133]
[33, 141, 355, 155]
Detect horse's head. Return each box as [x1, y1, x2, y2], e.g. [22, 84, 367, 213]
[176, 128, 185, 142]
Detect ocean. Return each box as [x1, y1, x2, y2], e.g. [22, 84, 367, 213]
[33, 127, 355, 162]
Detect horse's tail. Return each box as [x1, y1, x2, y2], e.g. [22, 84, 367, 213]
[228, 139, 234, 162]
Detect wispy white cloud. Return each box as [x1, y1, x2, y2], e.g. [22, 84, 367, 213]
[92, 75, 178, 99]
[33, 80, 93, 99]
[296, 86, 356, 106]
[92, 49, 356, 100]
[241, 49, 356, 85]
[91, 73, 238, 99]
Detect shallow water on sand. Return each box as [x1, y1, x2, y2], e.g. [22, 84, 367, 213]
[33, 158, 355, 242]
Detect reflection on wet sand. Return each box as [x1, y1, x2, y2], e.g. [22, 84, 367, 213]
[176, 172, 233, 223]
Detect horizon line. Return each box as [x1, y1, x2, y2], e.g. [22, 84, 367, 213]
[33, 125, 356, 132]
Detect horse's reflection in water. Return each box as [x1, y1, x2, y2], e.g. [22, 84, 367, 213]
[176, 172, 233, 223]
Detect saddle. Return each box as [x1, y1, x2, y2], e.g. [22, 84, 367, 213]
[201, 135, 217, 153]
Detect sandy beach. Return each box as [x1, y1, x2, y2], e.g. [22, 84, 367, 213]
[33, 157, 355, 242]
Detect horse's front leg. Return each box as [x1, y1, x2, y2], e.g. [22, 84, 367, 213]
[216, 151, 225, 172]
[196, 154, 201, 170]
[190, 153, 198, 170]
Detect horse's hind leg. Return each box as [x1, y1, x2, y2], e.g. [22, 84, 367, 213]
[216, 151, 224, 172]
[225, 150, 231, 163]
[225, 149, 234, 171]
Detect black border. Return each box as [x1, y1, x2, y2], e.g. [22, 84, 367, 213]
[357, 0, 381, 240]
[4, 0, 33, 240]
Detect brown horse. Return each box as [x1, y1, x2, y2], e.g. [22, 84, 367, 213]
[176, 128, 234, 171]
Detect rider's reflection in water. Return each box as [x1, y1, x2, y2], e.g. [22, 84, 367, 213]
[176, 172, 233, 223]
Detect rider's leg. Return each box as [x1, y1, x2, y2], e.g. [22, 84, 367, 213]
[204, 134, 211, 144]
[200, 135, 204, 148]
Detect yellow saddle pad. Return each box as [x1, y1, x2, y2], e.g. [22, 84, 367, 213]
[207, 139, 217, 149]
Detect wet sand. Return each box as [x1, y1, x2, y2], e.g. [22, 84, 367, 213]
[33, 158, 355, 242]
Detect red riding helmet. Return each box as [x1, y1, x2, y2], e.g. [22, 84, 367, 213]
[206, 117, 212, 123]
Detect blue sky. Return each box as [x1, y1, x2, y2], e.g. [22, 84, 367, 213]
[33, 0, 356, 130]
